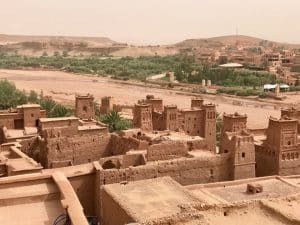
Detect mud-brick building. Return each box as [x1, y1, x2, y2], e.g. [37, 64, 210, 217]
[255, 116, 300, 177]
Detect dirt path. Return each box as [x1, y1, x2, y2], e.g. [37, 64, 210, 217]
[0, 69, 282, 129]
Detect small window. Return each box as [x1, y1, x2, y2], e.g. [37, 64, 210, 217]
[31, 114, 34, 117]
[83, 106, 88, 112]
[224, 150, 229, 153]
[287, 141, 291, 146]
[242, 152, 245, 158]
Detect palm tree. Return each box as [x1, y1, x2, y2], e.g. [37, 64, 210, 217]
[100, 111, 131, 132]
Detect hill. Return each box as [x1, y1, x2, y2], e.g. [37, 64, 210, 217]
[175, 35, 300, 49]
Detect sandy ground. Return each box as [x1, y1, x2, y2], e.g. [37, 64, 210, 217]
[0, 69, 284, 129]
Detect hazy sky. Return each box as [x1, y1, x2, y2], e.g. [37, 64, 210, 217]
[1, 0, 300, 44]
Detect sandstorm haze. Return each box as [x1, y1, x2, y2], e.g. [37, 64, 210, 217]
[1, 0, 300, 44]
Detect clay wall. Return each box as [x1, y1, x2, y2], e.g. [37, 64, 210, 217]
[0, 114, 19, 129]
[278, 151, 300, 175]
[39, 133, 111, 168]
[163, 106, 178, 131]
[133, 104, 153, 131]
[39, 118, 79, 130]
[75, 95, 95, 120]
[147, 141, 188, 161]
[231, 135, 256, 180]
[222, 114, 247, 134]
[100, 97, 114, 114]
[180, 109, 203, 136]
[69, 173, 97, 217]
[23, 107, 42, 127]
[202, 104, 217, 152]
[255, 145, 278, 176]
[99, 154, 232, 187]
[191, 98, 204, 108]
[152, 111, 164, 131]
[145, 96, 163, 112]
[109, 133, 149, 155]
[101, 188, 134, 225]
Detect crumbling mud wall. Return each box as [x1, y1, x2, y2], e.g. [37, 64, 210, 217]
[40, 133, 111, 168]
[99, 154, 232, 187]
[109, 133, 149, 155]
[147, 141, 188, 161]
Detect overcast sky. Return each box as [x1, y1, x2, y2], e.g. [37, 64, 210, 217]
[1, 0, 300, 44]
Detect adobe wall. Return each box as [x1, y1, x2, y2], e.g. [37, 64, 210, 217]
[180, 110, 203, 136]
[255, 145, 278, 176]
[279, 156, 300, 176]
[152, 112, 164, 131]
[0, 114, 17, 129]
[99, 154, 232, 187]
[75, 95, 95, 120]
[101, 188, 134, 225]
[39, 118, 79, 130]
[40, 133, 111, 168]
[109, 133, 149, 155]
[23, 107, 42, 127]
[232, 135, 256, 180]
[147, 141, 188, 161]
[69, 173, 96, 217]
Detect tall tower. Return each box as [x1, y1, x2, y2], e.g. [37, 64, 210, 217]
[133, 103, 153, 131]
[265, 117, 299, 175]
[231, 132, 256, 180]
[163, 105, 178, 131]
[75, 94, 95, 120]
[100, 96, 114, 114]
[202, 104, 216, 152]
[220, 113, 247, 153]
[191, 98, 204, 108]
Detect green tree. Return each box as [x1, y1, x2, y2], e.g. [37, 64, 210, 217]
[0, 79, 27, 109]
[99, 111, 132, 132]
[28, 90, 39, 103]
[62, 51, 69, 57]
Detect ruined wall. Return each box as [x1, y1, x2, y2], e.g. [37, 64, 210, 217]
[40, 133, 111, 168]
[20, 137, 40, 161]
[109, 133, 149, 156]
[147, 141, 188, 161]
[99, 154, 232, 187]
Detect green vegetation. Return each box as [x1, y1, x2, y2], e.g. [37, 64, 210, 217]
[216, 87, 267, 97]
[0, 79, 28, 109]
[174, 58, 278, 87]
[0, 79, 72, 117]
[0, 54, 184, 81]
[97, 111, 132, 132]
[39, 98, 72, 118]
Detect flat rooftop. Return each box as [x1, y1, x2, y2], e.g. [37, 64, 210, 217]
[187, 177, 300, 203]
[103, 177, 199, 223]
[39, 116, 78, 122]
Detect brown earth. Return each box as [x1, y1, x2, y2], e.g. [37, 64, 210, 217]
[0, 69, 285, 129]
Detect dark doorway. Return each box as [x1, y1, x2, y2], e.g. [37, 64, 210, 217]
[14, 119, 24, 129]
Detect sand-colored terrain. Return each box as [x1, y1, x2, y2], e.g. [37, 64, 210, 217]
[0, 69, 282, 128]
